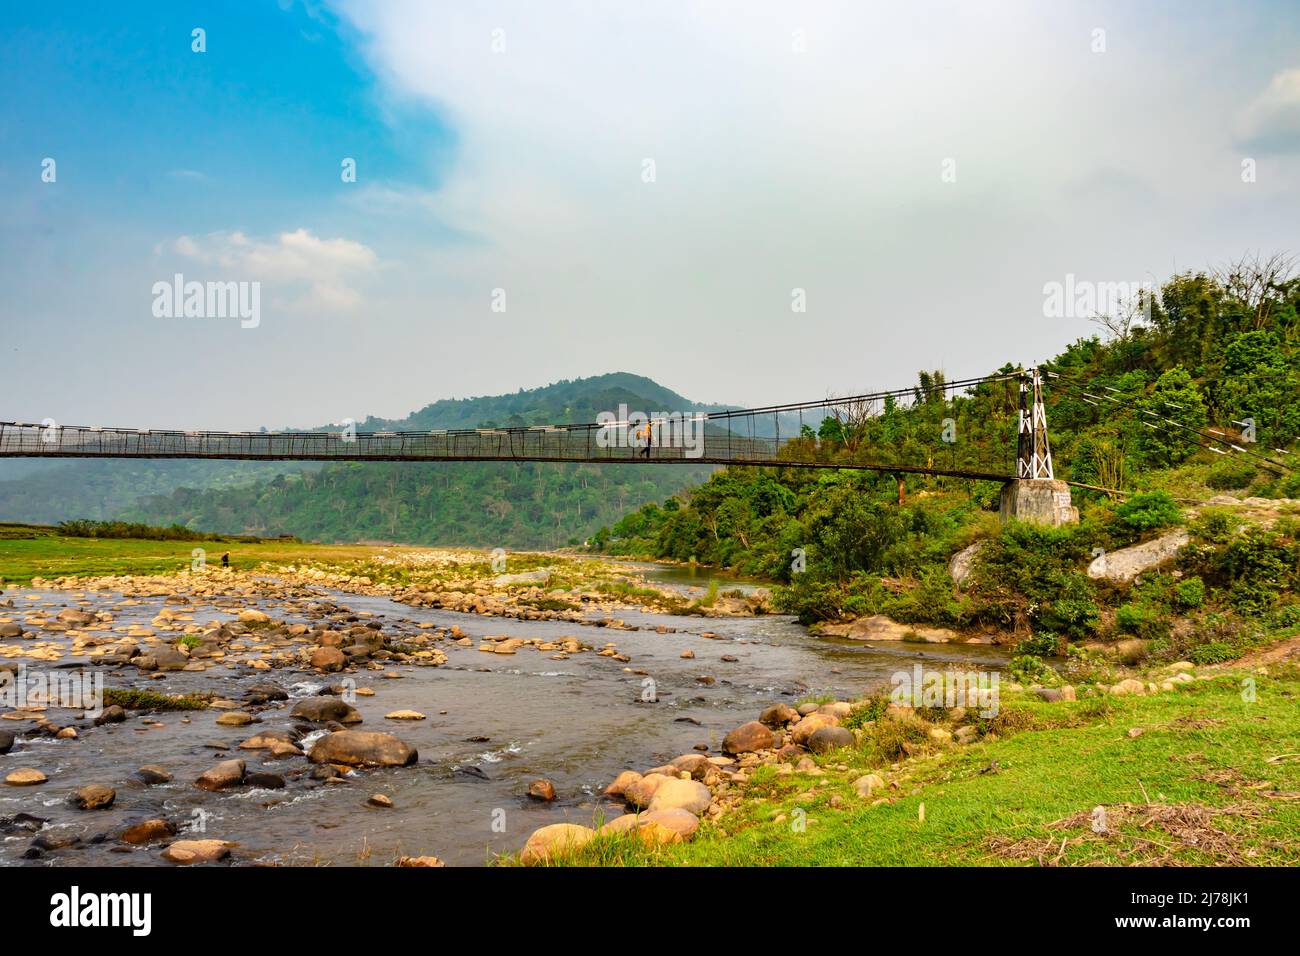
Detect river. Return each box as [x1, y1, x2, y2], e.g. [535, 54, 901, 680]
[0, 565, 1009, 866]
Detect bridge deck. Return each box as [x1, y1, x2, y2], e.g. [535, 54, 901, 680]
[0, 373, 1023, 482]
[0, 420, 1014, 482]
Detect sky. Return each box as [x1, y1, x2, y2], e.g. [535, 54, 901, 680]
[1, 0, 1298, 431]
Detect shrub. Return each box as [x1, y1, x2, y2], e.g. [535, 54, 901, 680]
[1190, 508, 1236, 543]
[1115, 602, 1166, 639]
[1212, 527, 1294, 615]
[1014, 631, 1064, 657]
[1116, 490, 1183, 531]
[1009, 654, 1061, 687]
[1172, 576, 1205, 609]
[1189, 641, 1236, 665]
[1206, 459, 1257, 491]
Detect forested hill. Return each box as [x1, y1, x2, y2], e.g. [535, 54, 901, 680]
[117, 373, 718, 549]
[354, 372, 730, 431]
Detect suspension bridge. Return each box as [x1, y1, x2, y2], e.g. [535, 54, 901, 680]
[2, 367, 1284, 525]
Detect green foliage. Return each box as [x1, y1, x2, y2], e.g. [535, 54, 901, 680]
[1008, 655, 1060, 686]
[1173, 576, 1206, 609]
[1207, 527, 1296, 615]
[1115, 602, 1165, 639]
[1205, 459, 1257, 491]
[1115, 490, 1182, 531]
[103, 688, 212, 711]
[1188, 641, 1236, 665]
[57, 519, 219, 541]
[1190, 508, 1236, 543]
[1014, 631, 1064, 657]
[1130, 367, 1208, 466]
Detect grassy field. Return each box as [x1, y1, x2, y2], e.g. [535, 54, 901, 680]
[538, 668, 1300, 866]
[0, 523, 399, 584]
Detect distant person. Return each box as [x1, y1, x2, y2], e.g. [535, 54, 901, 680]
[221, 552, 230, 569]
[639, 420, 653, 458]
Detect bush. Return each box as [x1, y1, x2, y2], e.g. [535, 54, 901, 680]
[1190, 508, 1236, 543]
[1212, 527, 1294, 615]
[1009, 654, 1061, 687]
[1173, 576, 1205, 609]
[1206, 459, 1257, 491]
[1116, 490, 1183, 531]
[1188, 641, 1236, 665]
[1014, 631, 1064, 657]
[1115, 602, 1166, 639]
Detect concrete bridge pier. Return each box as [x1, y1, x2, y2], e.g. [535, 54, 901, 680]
[999, 479, 1079, 527]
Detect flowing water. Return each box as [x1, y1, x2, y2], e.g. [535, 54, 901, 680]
[0, 569, 1009, 867]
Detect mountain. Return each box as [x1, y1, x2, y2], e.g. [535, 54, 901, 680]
[6, 373, 723, 548]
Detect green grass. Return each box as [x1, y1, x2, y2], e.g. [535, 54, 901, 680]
[103, 688, 213, 711]
[0, 523, 392, 585]
[540, 668, 1300, 866]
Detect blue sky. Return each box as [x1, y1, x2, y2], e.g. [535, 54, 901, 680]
[2, 1, 1299, 430]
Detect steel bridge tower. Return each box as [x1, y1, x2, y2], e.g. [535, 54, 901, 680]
[1000, 367, 1078, 526]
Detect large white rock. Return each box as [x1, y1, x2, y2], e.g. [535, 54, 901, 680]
[1088, 529, 1189, 583]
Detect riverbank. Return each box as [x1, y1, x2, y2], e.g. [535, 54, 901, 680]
[523, 658, 1300, 866]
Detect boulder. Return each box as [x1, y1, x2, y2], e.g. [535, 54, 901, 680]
[308, 730, 417, 768]
[527, 778, 557, 801]
[852, 773, 886, 797]
[194, 759, 246, 792]
[94, 705, 127, 725]
[1088, 530, 1190, 584]
[1110, 678, 1147, 697]
[947, 540, 984, 586]
[5, 768, 46, 786]
[395, 855, 445, 867]
[244, 772, 285, 790]
[597, 814, 642, 836]
[216, 712, 254, 727]
[120, 819, 176, 845]
[807, 726, 855, 753]
[135, 765, 172, 785]
[384, 710, 426, 721]
[161, 839, 231, 865]
[647, 778, 711, 815]
[722, 720, 775, 755]
[637, 807, 700, 844]
[69, 784, 115, 810]
[758, 703, 798, 727]
[790, 712, 840, 746]
[238, 610, 271, 625]
[670, 754, 711, 779]
[290, 698, 362, 724]
[309, 646, 347, 671]
[0, 730, 14, 754]
[603, 770, 642, 798]
[519, 823, 594, 865]
[622, 772, 671, 809]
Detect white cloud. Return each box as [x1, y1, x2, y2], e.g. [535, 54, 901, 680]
[1237, 67, 1300, 153]
[311, 2, 1300, 407]
[161, 228, 378, 313]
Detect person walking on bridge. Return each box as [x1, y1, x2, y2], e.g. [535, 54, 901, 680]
[638, 419, 654, 458]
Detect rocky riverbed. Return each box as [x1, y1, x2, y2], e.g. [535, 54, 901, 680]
[0, 561, 1011, 866]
